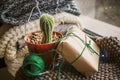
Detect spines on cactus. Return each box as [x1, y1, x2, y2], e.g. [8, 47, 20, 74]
[40, 14, 54, 43]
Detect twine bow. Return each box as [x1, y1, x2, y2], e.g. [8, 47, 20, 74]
[65, 32, 99, 64]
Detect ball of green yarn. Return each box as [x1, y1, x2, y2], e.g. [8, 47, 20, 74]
[22, 53, 45, 77]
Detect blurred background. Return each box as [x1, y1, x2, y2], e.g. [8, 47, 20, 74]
[75, 0, 120, 27]
[95, 0, 120, 27]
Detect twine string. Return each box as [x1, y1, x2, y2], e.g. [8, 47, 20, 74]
[28, 6, 36, 22]
[66, 33, 99, 64]
[28, 0, 41, 22]
[58, 58, 64, 80]
[25, 0, 42, 35]
[35, 0, 42, 16]
[55, 0, 60, 14]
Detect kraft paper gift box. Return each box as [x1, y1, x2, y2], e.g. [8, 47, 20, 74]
[57, 26, 100, 76]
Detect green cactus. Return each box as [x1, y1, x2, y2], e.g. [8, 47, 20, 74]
[40, 14, 54, 43]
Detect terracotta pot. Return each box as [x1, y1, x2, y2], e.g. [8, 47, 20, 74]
[24, 31, 62, 67]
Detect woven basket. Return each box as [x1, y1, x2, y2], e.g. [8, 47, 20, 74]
[15, 51, 120, 80]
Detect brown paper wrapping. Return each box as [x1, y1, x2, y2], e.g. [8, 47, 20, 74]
[57, 26, 100, 76]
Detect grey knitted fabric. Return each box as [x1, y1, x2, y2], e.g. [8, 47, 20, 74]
[0, 0, 80, 25]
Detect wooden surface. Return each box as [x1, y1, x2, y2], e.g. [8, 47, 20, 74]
[79, 15, 120, 39]
[0, 68, 14, 80]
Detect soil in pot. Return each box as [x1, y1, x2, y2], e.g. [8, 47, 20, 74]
[25, 31, 62, 68]
[26, 31, 61, 44]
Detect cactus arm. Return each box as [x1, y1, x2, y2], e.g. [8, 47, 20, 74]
[40, 14, 54, 43]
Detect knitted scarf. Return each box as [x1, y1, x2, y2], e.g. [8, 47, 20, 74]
[0, 0, 80, 25]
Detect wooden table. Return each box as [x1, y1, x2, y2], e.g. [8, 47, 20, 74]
[79, 15, 120, 39]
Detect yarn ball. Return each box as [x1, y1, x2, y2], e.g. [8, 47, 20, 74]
[22, 53, 45, 77]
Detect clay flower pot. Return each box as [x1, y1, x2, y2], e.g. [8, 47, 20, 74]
[24, 31, 62, 67]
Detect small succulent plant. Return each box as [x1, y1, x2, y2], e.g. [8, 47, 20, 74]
[40, 14, 54, 43]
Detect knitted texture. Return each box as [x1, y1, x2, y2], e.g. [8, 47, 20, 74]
[0, 0, 80, 25]
[0, 19, 40, 76]
[5, 46, 29, 76]
[0, 19, 40, 58]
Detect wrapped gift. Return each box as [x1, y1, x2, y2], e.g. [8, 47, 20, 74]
[57, 26, 100, 76]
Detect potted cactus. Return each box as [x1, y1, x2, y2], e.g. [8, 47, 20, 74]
[24, 14, 62, 67]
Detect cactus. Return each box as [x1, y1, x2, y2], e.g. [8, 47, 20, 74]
[40, 14, 54, 43]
